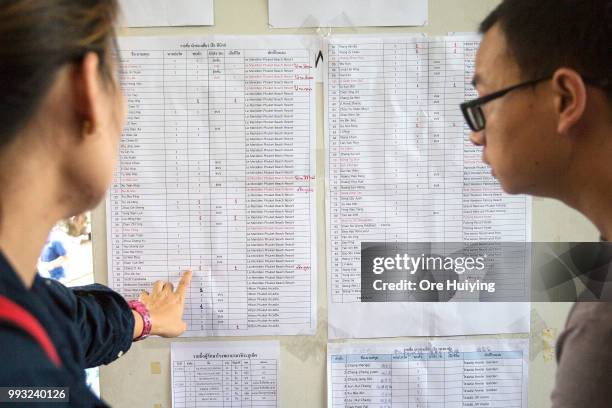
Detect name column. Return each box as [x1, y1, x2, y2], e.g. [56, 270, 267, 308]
[116, 49, 167, 297]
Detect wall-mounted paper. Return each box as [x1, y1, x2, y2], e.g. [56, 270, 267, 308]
[324, 34, 532, 338]
[269, 0, 427, 28]
[107, 35, 318, 337]
[328, 338, 529, 407]
[172, 341, 279, 407]
[120, 0, 214, 27]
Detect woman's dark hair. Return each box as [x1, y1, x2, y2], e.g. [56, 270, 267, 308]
[0, 0, 119, 147]
[480, 0, 611, 99]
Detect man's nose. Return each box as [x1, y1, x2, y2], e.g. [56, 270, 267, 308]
[469, 130, 485, 146]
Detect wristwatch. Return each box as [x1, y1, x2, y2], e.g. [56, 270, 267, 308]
[128, 300, 152, 341]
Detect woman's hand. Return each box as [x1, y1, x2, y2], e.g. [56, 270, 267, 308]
[137, 270, 192, 337]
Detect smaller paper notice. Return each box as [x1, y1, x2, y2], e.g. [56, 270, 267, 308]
[172, 341, 280, 408]
[328, 338, 529, 407]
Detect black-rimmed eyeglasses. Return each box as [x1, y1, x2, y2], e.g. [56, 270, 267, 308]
[460, 76, 550, 132]
[460, 76, 610, 132]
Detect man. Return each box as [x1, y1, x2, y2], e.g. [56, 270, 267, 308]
[463, 0, 611, 406]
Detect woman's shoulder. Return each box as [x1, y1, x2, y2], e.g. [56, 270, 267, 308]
[0, 324, 109, 407]
[0, 324, 65, 385]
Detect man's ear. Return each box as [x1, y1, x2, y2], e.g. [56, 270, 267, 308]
[73, 52, 103, 137]
[551, 68, 587, 135]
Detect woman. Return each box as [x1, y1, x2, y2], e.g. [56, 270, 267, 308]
[0, 1, 191, 406]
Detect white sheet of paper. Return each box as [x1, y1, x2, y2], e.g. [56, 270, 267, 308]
[324, 34, 532, 339]
[269, 0, 427, 28]
[172, 341, 280, 408]
[119, 0, 214, 27]
[328, 338, 529, 407]
[107, 35, 318, 336]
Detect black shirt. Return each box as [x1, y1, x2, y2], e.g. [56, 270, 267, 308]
[0, 251, 134, 407]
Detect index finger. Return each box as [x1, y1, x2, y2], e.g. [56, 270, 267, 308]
[176, 270, 192, 300]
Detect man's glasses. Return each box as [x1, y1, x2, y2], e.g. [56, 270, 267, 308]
[460, 76, 610, 132]
[460, 76, 550, 132]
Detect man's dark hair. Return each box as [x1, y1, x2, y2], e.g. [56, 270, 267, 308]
[480, 0, 611, 99]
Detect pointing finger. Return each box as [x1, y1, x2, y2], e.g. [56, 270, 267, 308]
[176, 270, 192, 301]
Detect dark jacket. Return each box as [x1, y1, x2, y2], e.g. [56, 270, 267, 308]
[0, 251, 134, 407]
